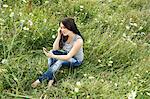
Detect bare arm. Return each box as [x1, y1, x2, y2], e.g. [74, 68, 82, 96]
[53, 28, 61, 50]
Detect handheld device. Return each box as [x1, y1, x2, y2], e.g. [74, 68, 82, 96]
[43, 47, 49, 53]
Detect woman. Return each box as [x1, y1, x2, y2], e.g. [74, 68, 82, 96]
[31, 17, 84, 88]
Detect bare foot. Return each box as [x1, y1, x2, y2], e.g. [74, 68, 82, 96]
[31, 79, 40, 88]
[47, 80, 54, 89]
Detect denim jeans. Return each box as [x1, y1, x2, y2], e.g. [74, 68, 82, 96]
[38, 50, 82, 82]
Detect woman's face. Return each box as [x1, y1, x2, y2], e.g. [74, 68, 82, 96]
[60, 23, 70, 36]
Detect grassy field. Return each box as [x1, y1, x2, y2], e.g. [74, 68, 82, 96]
[0, 0, 150, 98]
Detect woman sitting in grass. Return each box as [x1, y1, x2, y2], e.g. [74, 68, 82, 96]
[31, 17, 84, 88]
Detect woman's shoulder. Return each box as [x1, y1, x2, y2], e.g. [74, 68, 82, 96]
[75, 34, 82, 40]
[74, 35, 83, 45]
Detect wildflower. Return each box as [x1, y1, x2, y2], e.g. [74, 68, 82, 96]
[141, 32, 145, 35]
[0, 69, 7, 73]
[80, 5, 84, 11]
[29, 13, 34, 16]
[87, 39, 91, 43]
[75, 11, 78, 14]
[13, 77, 18, 82]
[133, 23, 137, 27]
[138, 26, 143, 30]
[109, 35, 112, 37]
[2, 11, 5, 13]
[129, 18, 133, 22]
[33, 37, 36, 40]
[146, 92, 150, 96]
[83, 74, 87, 77]
[1, 59, 8, 64]
[9, 9, 12, 11]
[20, 20, 25, 23]
[39, 71, 43, 74]
[108, 63, 112, 66]
[19, 12, 22, 16]
[0, 18, 4, 22]
[114, 83, 118, 87]
[123, 33, 126, 37]
[45, 1, 49, 4]
[88, 76, 95, 79]
[86, 95, 90, 98]
[101, 79, 104, 82]
[22, 0, 27, 3]
[127, 90, 137, 99]
[20, 20, 25, 27]
[74, 87, 79, 92]
[60, 70, 64, 73]
[0, 22, 3, 26]
[81, 23, 83, 25]
[80, 5, 84, 9]
[108, 0, 112, 2]
[57, 12, 61, 15]
[23, 26, 29, 31]
[126, 25, 130, 30]
[130, 23, 137, 27]
[23, 35, 27, 38]
[76, 81, 81, 87]
[108, 60, 113, 66]
[132, 42, 136, 46]
[108, 16, 112, 20]
[133, 33, 137, 35]
[126, 36, 131, 41]
[9, 12, 14, 17]
[98, 59, 101, 63]
[3, 4, 8, 8]
[28, 20, 33, 26]
[43, 19, 47, 23]
[0, 37, 3, 40]
[52, 35, 55, 39]
[120, 23, 123, 25]
[135, 74, 140, 77]
[94, 18, 98, 21]
[109, 61, 113, 64]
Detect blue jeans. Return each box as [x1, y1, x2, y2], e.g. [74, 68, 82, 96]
[38, 50, 82, 82]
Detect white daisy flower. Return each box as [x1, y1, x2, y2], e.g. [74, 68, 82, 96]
[83, 74, 87, 77]
[52, 35, 55, 39]
[76, 81, 81, 87]
[3, 4, 8, 8]
[23, 26, 29, 31]
[80, 5, 84, 9]
[127, 90, 137, 99]
[45, 1, 49, 4]
[43, 19, 47, 23]
[98, 59, 101, 63]
[9, 12, 14, 17]
[28, 20, 33, 26]
[22, 0, 27, 3]
[1, 59, 8, 64]
[88, 76, 95, 79]
[74, 87, 79, 92]
[126, 25, 130, 30]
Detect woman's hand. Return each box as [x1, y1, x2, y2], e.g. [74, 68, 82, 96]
[43, 47, 54, 58]
[57, 27, 61, 37]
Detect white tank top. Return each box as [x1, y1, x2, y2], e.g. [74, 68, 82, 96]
[63, 34, 84, 62]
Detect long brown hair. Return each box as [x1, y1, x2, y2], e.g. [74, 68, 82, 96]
[59, 17, 83, 49]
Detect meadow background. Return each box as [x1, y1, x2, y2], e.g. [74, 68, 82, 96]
[0, 0, 150, 98]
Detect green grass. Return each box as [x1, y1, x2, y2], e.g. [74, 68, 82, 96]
[0, 0, 150, 98]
